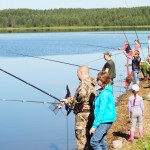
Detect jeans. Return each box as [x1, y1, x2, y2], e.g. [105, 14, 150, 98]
[133, 70, 140, 85]
[90, 123, 112, 150]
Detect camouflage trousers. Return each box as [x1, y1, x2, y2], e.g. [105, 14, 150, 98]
[75, 112, 94, 150]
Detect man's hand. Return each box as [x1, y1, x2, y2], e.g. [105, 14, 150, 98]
[60, 99, 68, 105]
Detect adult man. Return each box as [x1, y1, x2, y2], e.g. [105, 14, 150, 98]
[61, 65, 96, 150]
[102, 51, 116, 84]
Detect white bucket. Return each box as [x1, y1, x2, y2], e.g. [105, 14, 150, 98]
[112, 140, 123, 149]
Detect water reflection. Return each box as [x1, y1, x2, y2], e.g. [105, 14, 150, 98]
[0, 32, 149, 150]
[0, 53, 126, 150]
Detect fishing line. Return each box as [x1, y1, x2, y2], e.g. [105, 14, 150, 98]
[7, 51, 99, 72]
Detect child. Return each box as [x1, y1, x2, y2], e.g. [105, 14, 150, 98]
[122, 49, 141, 85]
[128, 84, 144, 142]
[134, 40, 140, 51]
[120, 40, 132, 65]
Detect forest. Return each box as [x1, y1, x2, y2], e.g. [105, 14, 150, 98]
[0, 6, 149, 28]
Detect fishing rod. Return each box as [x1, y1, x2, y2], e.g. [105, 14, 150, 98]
[0, 98, 63, 114]
[7, 51, 99, 72]
[124, 0, 145, 60]
[0, 68, 60, 101]
[0, 68, 73, 115]
[0, 98, 59, 105]
[86, 52, 123, 64]
[85, 44, 120, 50]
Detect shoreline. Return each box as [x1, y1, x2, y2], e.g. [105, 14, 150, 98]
[107, 80, 150, 150]
[0, 26, 150, 33]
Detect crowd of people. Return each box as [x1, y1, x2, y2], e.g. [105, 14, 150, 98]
[121, 36, 150, 86]
[60, 36, 150, 150]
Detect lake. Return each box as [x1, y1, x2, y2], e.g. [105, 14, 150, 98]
[0, 31, 149, 150]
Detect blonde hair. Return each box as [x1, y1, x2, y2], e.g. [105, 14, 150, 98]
[135, 39, 140, 44]
[134, 50, 140, 56]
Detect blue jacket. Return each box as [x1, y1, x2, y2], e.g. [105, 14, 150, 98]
[92, 84, 117, 128]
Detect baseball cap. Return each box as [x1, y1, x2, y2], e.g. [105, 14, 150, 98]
[132, 84, 139, 91]
[104, 51, 112, 57]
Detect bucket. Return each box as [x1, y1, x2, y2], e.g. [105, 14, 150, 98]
[112, 140, 123, 149]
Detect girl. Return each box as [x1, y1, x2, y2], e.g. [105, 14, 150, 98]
[122, 49, 141, 85]
[121, 40, 132, 65]
[89, 71, 116, 150]
[134, 40, 140, 51]
[128, 84, 144, 142]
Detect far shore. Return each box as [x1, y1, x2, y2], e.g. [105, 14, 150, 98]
[0, 25, 150, 33]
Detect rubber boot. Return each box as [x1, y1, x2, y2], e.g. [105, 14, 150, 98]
[139, 129, 143, 137]
[128, 131, 134, 142]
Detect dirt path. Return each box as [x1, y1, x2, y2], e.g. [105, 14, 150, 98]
[107, 81, 150, 150]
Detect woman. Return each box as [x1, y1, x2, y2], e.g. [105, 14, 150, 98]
[122, 49, 141, 85]
[89, 71, 116, 150]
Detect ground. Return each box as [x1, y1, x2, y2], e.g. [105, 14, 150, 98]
[107, 79, 150, 150]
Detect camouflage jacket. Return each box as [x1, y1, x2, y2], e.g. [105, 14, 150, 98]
[67, 77, 96, 114]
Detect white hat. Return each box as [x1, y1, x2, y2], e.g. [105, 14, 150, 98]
[132, 84, 139, 91]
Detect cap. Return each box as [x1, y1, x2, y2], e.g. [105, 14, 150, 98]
[132, 84, 139, 91]
[104, 51, 112, 57]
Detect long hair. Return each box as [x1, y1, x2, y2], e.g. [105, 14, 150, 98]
[132, 90, 138, 106]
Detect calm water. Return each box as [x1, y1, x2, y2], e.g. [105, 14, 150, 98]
[0, 31, 149, 150]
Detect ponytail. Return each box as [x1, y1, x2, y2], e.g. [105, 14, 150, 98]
[133, 91, 137, 106]
[133, 94, 136, 106]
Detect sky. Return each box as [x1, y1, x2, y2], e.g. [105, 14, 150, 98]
[0, 0, 150, 10]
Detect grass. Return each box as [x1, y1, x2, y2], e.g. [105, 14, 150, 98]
[130, 135, 150, 150]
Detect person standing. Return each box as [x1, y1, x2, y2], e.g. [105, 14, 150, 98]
[148, 36, 150, 53]
[120, 40, 132, 65]
[89, 71, 116, 149]
[128, 84, 144, 142]
[134, 40, 141, 51]
[61, 65, 96, 150]
[122, 49, 141, 85]
[141, 54, 150, 81]
[102, 51, 116, 84]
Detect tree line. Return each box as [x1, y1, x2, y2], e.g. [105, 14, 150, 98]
[0, 7, 149, 28]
